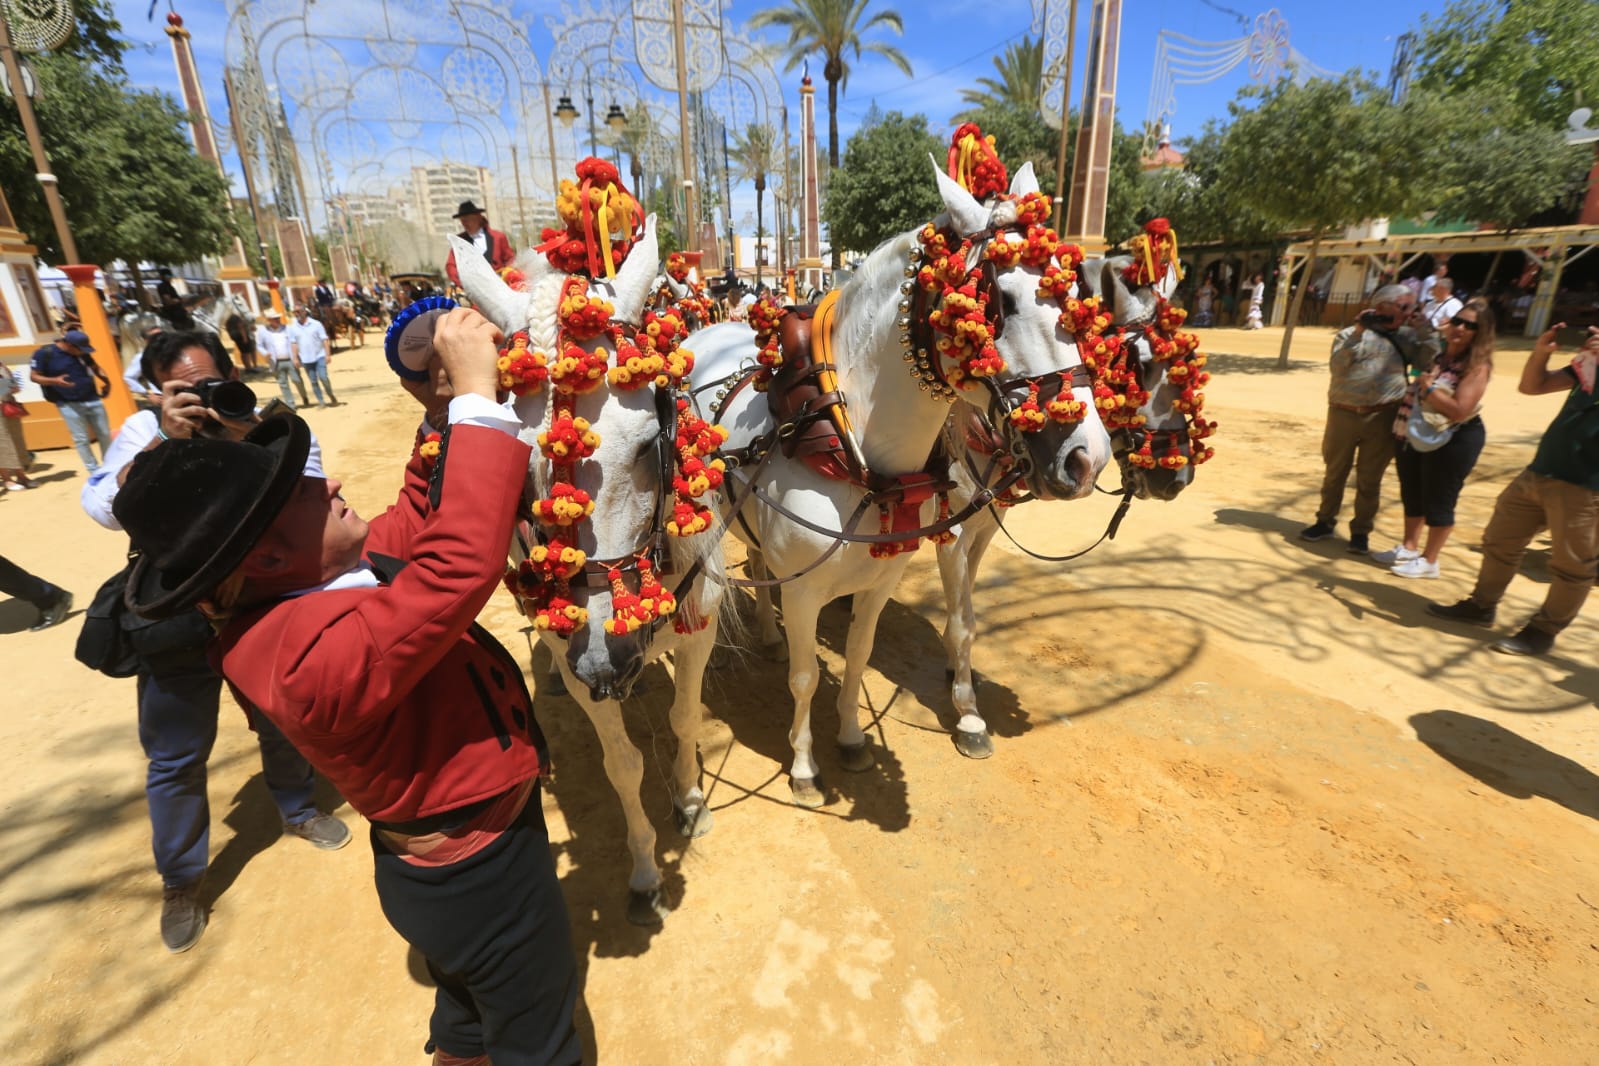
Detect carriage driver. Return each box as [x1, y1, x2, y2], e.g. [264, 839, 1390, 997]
[111, 307, 580, 1066]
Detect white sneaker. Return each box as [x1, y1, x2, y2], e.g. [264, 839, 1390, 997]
[1391, 557, 1440, 579]
[1370, 544, 1420, 565]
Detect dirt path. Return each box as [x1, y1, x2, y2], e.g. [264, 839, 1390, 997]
[2, 326, 1595, 1065]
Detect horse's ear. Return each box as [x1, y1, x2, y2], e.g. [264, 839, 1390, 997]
[1009, 162, 1040, 198]
[449, 235, 531, 333]
[1155, 261, 1181, 300]
[930, 154, 990, 237]
[607, 214, 659, 325]
[1100, 254, 1158, 325]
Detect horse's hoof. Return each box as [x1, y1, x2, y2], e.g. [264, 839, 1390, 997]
[838, 740, 875, 773]
[543, 670, 568, 697]
[789, 776, 825, 808]
[626, 888, 668, 927]
[675, 803, 714, 838]
[954, 729, 995, 760]
[763, 640, 790, 663]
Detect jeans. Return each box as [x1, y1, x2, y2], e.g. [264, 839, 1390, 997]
[137, 665, 318, 887]
[272, 361, 308, 409]
[56, 399, 110, 473]
[302, 360, 337, 405]
[1469, 468, 1599, 637]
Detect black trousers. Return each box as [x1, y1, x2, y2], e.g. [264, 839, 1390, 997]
[0, 555, 62, 610]
[1396, 417, 1486, 527]
[371, 783, 580, 1065]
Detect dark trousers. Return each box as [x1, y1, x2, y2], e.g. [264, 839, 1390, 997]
[137, 665, 318, 887]
[1395, 417, 1486, 527]
[372, 787, 581, 1065]
[0, 555, 62, 609]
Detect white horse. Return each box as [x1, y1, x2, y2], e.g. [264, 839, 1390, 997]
[688, 159, 1114, 806]
[451, 222, 730, 925]
[936, 255, 1199, 757]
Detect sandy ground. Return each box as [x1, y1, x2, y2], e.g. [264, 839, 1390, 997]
[1, 324, 1595, 1066]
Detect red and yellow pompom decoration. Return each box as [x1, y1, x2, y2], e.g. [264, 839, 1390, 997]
[537, 157, 643, 279]
[497, 332, 550, 395]
[665, 252, 691, 282]
[419, 431, 442, 462]
[748, 295, 787, 389]
[918, 224, 1005, 387]
[947, 123, 1008, 201]
[666, 398, 728, 537]
[603, 558, 677, 635]
[1122, 217, 1181, 288]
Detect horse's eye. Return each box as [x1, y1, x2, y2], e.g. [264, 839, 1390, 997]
[1001, 291, 1017, 317]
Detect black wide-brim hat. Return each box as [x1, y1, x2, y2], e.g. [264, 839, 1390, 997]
[115, 414, 311, 619]
[453, 199, 485, 218]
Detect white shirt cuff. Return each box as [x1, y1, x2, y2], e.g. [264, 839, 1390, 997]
[447, 393, 521, 436]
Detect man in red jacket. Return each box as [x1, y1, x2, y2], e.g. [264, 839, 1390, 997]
[112, 309, 578, 1066]
[444, 199, 515, 287]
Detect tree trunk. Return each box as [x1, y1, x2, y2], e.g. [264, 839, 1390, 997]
[1484, 248, 1505, 291]
[1276, 234, 1320, 370]
[755, 176, 765, 290]
[827, 73, 841, 270]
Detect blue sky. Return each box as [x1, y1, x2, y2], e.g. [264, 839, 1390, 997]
[108, 0, 1434, 234]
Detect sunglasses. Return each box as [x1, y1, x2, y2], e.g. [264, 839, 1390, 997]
[1449, 316, 1479, 330]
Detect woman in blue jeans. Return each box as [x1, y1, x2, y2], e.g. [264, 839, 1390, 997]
[1374, 297, 1496, 579]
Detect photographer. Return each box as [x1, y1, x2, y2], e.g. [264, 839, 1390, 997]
[1300, 284, 1441, 554]
[112, 308, 577, 1064]
[81, 330, 349, 955]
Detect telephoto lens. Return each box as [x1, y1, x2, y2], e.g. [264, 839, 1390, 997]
[193, 379, 259, 421]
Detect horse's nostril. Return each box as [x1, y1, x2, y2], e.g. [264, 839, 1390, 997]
[1065, 447, 1094, 488]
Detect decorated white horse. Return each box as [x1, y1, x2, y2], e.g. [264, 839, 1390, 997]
[649, 252, 721, 330]
[450, 175, 730, 924]
[936, 233, 1218, 756]
[687, 129, 1114, 806]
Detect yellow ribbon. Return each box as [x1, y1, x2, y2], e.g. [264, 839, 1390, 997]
[957, 134, 981, 192]
[594, 186, 616, 278]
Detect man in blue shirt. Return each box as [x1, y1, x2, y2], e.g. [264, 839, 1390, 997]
[289, 306, 337, 406]
[29, 329, 112, 473]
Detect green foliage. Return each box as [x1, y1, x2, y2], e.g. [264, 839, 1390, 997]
[648, 188, 682, 258]
[957, 35, 1043, 115]
[823, 111, 942, 256]
[1134, 120, 1277, 246]
[1412, 0, 1599, 128]
[1436, 116, 1588, 228]
[1218, 74, 1447, 236]
[0, 50, 234, 267]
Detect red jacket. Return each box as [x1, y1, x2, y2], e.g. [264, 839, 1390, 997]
[214, 425, 542, 825]
[445, 227, 516, 286]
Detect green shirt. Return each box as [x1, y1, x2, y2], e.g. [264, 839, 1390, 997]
[1529, 371, 1599, 492]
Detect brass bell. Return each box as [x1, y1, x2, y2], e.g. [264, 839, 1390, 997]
[903, 264, 918, 278]
[918, 382, 931, 392]
[902, 351, 916, 363]
[899, 280, 913, 295]
[897, 298, 910, 314]
[897, 316, 912, 331]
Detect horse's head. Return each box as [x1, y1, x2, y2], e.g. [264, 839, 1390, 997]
[452, 221, 704, 703]
[1095, 256, 1197, 501]
[927, 159, 1113, 501]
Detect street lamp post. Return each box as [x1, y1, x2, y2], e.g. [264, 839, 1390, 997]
[0, 10, 77, 263]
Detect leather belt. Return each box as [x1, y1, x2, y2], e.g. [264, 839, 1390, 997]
[1329, 401, 1398, 414]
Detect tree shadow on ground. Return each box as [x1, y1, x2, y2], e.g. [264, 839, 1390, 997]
[203, 771, 349, 907]
[1204, 351, 1319, 375]
[1410, 710, 1599, 822]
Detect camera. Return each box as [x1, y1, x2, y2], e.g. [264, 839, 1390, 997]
[186, 378, 258, 423]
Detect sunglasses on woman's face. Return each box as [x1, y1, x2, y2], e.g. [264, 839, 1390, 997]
[1449, 316, 1479, 330]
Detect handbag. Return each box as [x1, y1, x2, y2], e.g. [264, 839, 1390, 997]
[75, 560, 141, 678]
[1405, 382, 1478, 453]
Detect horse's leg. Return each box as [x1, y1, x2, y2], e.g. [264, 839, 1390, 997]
[941, 523, 998, 759]
[749, 549, 787, 661]
[780, 585, 827, 808]
[666, 617, 720, 838]
[563, 669, 669, 926]
[833, 574, 900, 772]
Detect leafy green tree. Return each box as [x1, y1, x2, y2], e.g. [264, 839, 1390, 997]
[957, 35, 1043, 116]
[729, 124, 778, 285]
[750, 0, 913, 266]
[1217, 74, 1449, 367]
[0, 54, 234, 268]
[823, 111, 943, 257]
[1134, 120, 1276, 246]
[1412, 0, 1599, 128]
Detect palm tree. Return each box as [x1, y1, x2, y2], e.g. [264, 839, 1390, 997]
[750, 0, 912, 266]
[729, 124, 777, 286]
[957, 35, 1044, 116]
